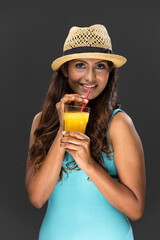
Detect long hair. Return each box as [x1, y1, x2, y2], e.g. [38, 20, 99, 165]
[26, 60, 121, 182]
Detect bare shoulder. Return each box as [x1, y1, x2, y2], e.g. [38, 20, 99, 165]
[27, 111, 42, 152]
[108, 110, 145, 163]
[108, 111, 137, 150]
[33, 111, 42, 124]
[31, 111, 42, 135]
[110, 111, 133, 130]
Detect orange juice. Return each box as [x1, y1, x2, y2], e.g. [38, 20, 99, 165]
[64, 111, 89, 134]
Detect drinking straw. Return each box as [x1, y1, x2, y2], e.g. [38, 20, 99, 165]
[80, 88, 91, 113]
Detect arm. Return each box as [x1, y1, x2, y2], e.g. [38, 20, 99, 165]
[25, 94, 88, 209]
[25, 112, 65, 209]
[85, 112, 146, 221]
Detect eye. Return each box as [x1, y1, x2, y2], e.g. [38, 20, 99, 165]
[75, 63, 85, 69]
[96, 63, 106, 69]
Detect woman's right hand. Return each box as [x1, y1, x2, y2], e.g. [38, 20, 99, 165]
[56, 94, 89, 132]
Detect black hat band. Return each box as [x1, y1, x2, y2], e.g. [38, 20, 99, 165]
[63, 47, 113, 56]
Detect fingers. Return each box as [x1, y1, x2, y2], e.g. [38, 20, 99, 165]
[62, 131, 90, 142]
[60, 137, 89, 151]
[56, 94, 88, 110]
[60, 131, 90, 150]
[60, 94, 89, 105]
[60, 142, 80, 151]
[57, 94, 89, 114]
[61, 137, 86, 147]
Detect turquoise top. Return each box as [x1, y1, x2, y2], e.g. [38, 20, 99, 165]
[39, 108, 134, 240]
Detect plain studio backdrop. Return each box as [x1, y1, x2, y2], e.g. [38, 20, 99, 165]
[0, 0, 159, 239]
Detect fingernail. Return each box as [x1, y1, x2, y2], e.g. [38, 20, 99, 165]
[62, 131, 66, 134]
[81, 95, 85, 97]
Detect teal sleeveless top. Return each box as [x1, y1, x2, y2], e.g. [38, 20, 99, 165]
[39, 108, 134, 240]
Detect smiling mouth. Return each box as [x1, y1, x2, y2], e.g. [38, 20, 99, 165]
[79, 83, 98, 91]
[79, 83, 97, 88]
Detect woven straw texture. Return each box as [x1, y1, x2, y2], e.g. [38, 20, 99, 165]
[63, 24, 112, 51]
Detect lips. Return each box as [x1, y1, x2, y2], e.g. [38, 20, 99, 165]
[79, 83, 97, 91]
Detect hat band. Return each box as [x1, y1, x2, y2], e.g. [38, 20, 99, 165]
[63, 46, 113, 55]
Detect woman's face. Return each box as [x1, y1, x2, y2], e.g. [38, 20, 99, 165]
[62, 58, 110, 100]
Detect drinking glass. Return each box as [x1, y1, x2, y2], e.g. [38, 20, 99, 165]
[63, 105, 90, 134]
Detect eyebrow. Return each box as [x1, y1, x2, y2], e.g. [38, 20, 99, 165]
[73, 59, 108, 64]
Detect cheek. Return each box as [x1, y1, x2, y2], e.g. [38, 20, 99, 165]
[99, 73, 109, 87]
[67, 73, 81, 93]
[68, 72, 82, 87]
[68, 65, 81, 79]
[68, 77, 79, 87]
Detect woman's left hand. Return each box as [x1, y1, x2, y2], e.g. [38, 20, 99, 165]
[60, 131, 94, 171]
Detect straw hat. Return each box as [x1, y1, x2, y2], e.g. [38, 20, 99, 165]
[51, 24, 127, 71]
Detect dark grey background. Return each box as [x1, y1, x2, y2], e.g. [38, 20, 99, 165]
[1, 0, 159, 239]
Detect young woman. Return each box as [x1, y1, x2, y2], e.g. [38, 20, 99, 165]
[25, 24, 146, 240]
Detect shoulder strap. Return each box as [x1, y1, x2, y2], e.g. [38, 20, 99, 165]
[106, 108, 126, 151]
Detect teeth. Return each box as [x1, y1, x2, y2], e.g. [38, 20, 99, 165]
[82, 84, 96, 88]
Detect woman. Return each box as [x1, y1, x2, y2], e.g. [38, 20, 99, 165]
[25, 24, 146, 240]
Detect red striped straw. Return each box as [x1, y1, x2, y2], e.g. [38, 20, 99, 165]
[80, 88, 91, 113]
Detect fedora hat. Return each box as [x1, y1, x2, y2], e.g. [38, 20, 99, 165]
[51, 24, 127, 71]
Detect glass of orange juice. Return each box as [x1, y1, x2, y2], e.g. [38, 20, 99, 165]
[63, 105, 90, 135]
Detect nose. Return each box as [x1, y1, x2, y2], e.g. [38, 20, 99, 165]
[84, 67, 96, 83]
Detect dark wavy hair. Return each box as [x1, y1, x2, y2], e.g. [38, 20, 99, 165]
[26, 60, 121, 182]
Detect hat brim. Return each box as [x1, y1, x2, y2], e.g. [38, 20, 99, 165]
[51, 52, 127, 71]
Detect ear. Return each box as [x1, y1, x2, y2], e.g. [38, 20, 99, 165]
[61, 64, 68, 78]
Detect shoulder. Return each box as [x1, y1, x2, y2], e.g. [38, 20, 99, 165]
[111, 110, 133, 129]
[30, 111, 42, 133]
[108, 110, 144, 168]
[27, 111, 42, 151]
[108, 110, 137, 151]
[34, 111, 42, 121]
[33, 111, 42, 125]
